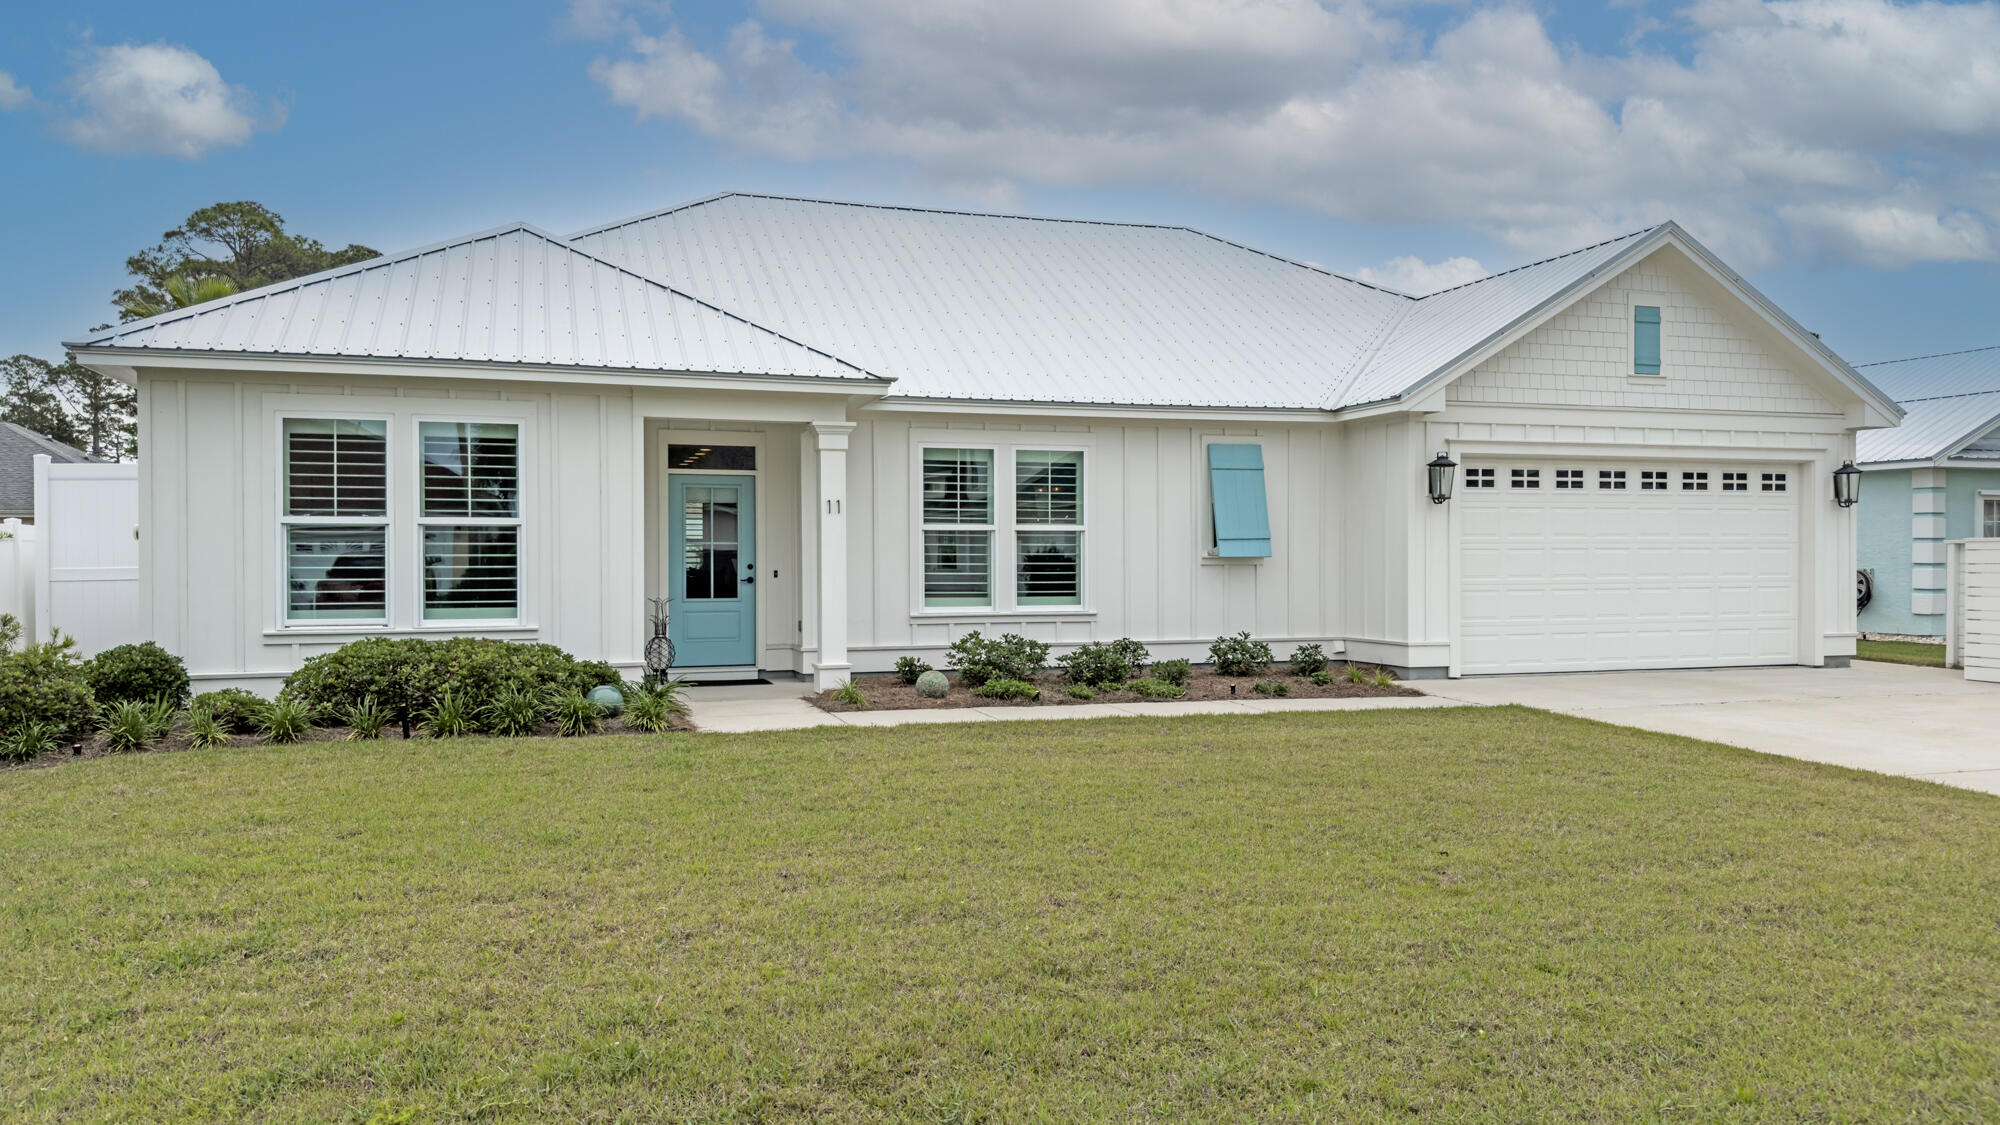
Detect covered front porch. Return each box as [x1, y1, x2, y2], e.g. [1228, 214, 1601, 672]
[636, 391, 858, 690]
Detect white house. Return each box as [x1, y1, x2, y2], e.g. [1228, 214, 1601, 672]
[67, 193, 1901, 691]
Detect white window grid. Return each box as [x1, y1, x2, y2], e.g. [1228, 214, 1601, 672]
[917, 443, 1085, 610]
[1465, 467, 1495, 488]
[1510, 468, 1541, 489]
[1762, 472, 1788, 492]
[1641, 470, 1669, 491]
[1682, 471, 1709, 491]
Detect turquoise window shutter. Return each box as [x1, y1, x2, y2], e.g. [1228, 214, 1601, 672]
[1634, 305, 1662, 374]
[1207, 444, 1272, 557]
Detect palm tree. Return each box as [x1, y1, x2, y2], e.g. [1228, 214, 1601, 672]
[120, 274, 240, 320]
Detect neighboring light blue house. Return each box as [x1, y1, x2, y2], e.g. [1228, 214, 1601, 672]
[1855, 346, 2000, 636]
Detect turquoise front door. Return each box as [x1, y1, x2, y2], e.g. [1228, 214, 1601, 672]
[669, 474, 757, 668]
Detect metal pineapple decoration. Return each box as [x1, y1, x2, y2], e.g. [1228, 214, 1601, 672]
[644, 597, 676, 686]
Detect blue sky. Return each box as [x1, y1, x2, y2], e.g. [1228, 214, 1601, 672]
[4, 0, 2000, 368]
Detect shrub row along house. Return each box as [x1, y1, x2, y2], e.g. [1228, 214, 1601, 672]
[1852, 345, 2000, 637]
[67, 193, 1901, 690]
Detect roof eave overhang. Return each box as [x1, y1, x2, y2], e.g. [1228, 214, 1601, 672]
[1350, 224, 1906, 426]
[68, 347, 895, 396]
[865, 393, 1330, 423]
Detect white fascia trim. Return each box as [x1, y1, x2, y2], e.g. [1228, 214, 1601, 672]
[73, 348, 893, 395]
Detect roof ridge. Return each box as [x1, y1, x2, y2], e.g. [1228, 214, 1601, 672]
[1855, 343, 2000, 368]
[1412, 225, 1661, 300]
[68, 221, 885, 380]
[573, 191, 1416, 297]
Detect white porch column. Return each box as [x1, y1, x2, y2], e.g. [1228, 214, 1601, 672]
[810, 421, 856, 690]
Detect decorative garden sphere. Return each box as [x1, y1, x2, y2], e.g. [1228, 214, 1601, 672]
[588, 683, 626, 717]
[915, 670, 949, 699]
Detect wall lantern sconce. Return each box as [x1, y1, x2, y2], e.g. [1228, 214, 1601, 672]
[1833, 460, 1861, 508]
[1427, 451, 1458, 505]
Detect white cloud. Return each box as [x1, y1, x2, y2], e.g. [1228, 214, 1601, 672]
[58, 42, 278, 159]
[0, 71, 31, 110]
[584, 0, 2000, 269]
[1354, 255, 1490, 294]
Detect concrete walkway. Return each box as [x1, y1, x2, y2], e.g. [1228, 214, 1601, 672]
[685, 661, 2000, 796]
[1425, 661, 2000, 795]
[683, 680, 1460, 733]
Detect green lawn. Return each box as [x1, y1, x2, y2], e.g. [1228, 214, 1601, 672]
[1857, 638, 1949, 667]
[3, 708, 1997, 1123]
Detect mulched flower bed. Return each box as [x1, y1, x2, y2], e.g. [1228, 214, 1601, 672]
[0, 713, 697, 772]
[812, 664, 1421, 712]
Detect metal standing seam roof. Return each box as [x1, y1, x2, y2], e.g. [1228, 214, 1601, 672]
[572, 193, 1413, 409]
[65, 223, 878, 383]
[1853, 346, 2000, 464]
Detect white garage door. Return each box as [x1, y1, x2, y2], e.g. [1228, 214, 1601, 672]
[1459, 461, 1799, 675]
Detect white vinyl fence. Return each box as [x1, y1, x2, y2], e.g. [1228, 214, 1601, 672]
[1945, 539, 2000, 684]
[0, 456, 144, 657]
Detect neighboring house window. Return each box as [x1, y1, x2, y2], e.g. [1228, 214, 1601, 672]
[1634, 305, 1662, 374]
[419, 422, 522, 621]
[1984, 495, 2000, 537]
[1207, 444, 1272, 557]
[922, 448, 995, 606]
[1015, 450, 1083, 605]
[282, 418, 389, 622]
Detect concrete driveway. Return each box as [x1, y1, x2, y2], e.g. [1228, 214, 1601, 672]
[1425, 661, 2000, 795]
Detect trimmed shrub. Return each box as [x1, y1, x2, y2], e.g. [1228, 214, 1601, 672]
[1252, 680, 1290, 697]
[894, 656, 933, 685]
[945, 631, 1049, 687]
[1288, 643, 1328, 677]
[1125, 678, 1186, 699]
[1057, 638, 1150, 686]
[1310, 670, 1335, 686]
[1152, 659, 1192, 687]
[1209, 632, 1273, 677]
[1065, 684, 1096, 700]
[971, 678, 1039, 700]
[281, 637, 620, 726]
[193, 689, 271, 734]
[87, 642, 191, 709]
[0, 633, 97, 738]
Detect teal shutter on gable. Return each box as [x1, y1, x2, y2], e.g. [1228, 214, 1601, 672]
[1207, 444, 1272, 558]
[1634, 305, 1662, 375]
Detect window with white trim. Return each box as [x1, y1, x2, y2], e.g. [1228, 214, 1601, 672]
[921, 448, 994, 607]
[1682, 471, 1709, 491]
[1982, 495, 2000, 538]
[1465, 467, 1495, 488]
[1762, 472, 1788, 492]
[1555, 469, 1584, 489]
[1015, 450, 1082, 605]
[282, 418, 388, 623]
[1510, 468, 1541, 489]
[1641, 470, 1669, 490]
[1598, 469, 1627, 490]
[419, 422, 522, 621]
[1722, 472, 1748, 491]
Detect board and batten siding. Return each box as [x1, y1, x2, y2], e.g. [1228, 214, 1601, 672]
[829, 413, 1345, 671]
[139, 371, 643, 688]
